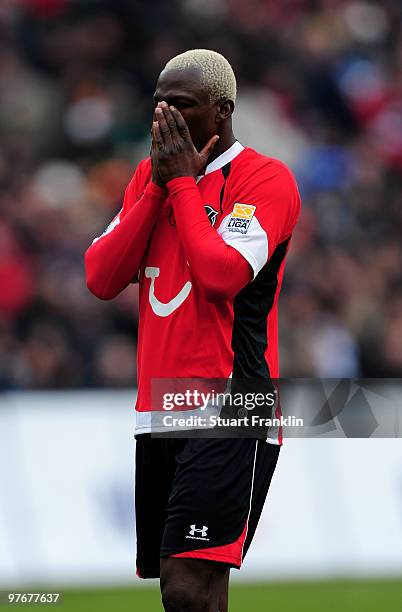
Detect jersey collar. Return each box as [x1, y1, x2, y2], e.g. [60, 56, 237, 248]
[202, 141, 245, 177]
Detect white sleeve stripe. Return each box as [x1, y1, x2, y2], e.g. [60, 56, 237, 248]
[223, 241, 260, 279]
[91, 211, 121, 244]
[217, 212, 269, 278]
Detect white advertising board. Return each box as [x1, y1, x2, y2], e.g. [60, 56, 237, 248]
[0, 391, 401, 586]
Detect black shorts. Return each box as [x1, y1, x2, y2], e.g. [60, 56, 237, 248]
[135, 434, 280, 579]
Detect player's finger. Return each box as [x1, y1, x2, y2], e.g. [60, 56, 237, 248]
[161, 104, 180, 141]
[152, 121, 164, 150]
[199, 135, 219, 165]
[155, 106, 173, 146]
[170, 106, 191, 141]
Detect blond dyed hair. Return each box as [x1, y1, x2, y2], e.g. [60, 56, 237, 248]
[163, 49, 237, 104]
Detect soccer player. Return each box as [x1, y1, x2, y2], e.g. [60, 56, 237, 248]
[85, 49, 301, 612]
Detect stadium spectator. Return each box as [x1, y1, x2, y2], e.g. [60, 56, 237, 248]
[1, 0, 401, 388]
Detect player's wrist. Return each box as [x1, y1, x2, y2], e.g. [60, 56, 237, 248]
[166, 176, 197, 190]
[149, 180, 168, 197]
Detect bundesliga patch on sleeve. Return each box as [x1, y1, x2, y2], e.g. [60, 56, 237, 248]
[227, 203, 256, 234]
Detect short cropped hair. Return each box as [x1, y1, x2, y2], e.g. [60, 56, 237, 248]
[163, 49, 237, 104]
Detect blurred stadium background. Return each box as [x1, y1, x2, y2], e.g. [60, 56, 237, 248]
[0, 0, 402, 610]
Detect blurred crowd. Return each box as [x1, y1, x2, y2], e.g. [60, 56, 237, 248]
[0, 0, 402, 389]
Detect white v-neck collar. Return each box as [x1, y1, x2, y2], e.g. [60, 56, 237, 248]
[200, 141, 245, 178]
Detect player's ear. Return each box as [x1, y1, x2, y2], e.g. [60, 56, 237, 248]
[215, 99, 234, 123]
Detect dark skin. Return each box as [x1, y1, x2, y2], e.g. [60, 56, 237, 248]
[150, 66, 235, 611]
[160, 559, 229, 612]
[151, 66, 236, 186]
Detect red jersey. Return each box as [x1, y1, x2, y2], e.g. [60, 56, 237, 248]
[86, 142, 301, 443]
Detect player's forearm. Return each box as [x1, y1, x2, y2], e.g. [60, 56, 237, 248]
[167, 177, 251, 302]
[85, 182, 165, 300]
